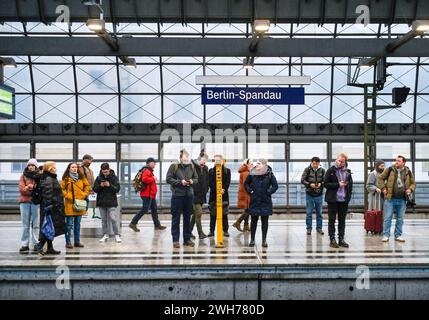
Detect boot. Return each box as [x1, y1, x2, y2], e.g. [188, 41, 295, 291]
[338, 238, 349, 248]
[129, 223, 140, 232]
[232, 220, 243, 232]
[243, 223, 250, 233]
[330, 238, 339, 248]
[262, 240, 268, 248]
[249, 240, 255, 247]
[46, 248, 61, 255]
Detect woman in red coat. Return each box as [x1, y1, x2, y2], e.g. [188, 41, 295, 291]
[232, 159, 253, 232]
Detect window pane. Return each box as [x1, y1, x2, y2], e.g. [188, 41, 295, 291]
[205, 143, 243, 160]
[206, 105, 246, 123]
[416, 143, 429, 159]
[121, 95, 161, 123]
[376, 143, 410, 160]
[119, 65, 160, 93]
[290, 95, 330, 123]
[78, 95, 118, 123]
[248, 143, 285, 160]
[121, 143, 158, 160]
[32, 64, 74, 93]
[161, 143, 201, 161]
[1, 94, 33, 123]
[36, 143, 73, 160]
[290, 143, 327, 160]
[35, 95, 76, 123]
[248, 105, 288, 123]
[78, 143, 116, 160]
[163, 95, 203, 123]
[162, 64, 202, 93]
[332, 95, 364, 123]
[76, 64, 118, 93]
[332, 143, 364, 160]
[0, 143, 30, 160]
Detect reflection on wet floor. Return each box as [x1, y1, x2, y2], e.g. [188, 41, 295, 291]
[1, 219, 429, 267]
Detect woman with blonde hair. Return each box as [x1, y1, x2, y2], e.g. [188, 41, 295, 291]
[61, 162, 90, 249]
[233, 159, 253, 232]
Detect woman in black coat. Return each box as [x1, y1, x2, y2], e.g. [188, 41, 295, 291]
[244, 159, 278, 248]
[35, 161, 66, 255]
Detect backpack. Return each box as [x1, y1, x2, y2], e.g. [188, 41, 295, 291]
[133, 167, 149, 193]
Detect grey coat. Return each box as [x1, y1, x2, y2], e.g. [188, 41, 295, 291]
[366, 170, 384, 211]
[166, 162, 199, 197]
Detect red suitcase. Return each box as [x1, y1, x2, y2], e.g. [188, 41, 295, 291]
[364, 193, 383, 235]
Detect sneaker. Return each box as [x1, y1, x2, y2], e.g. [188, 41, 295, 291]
[262, 240, 268, 248]
[306, 229, 312, 235]
[330, 239, 339, 248]
[65, 243, 73, 249]
[184, 240, 195, 247]
[129, 223, 140, 232]
[243, 223, 250, 233]
[232, 221, 243, 232]
[115, 235, 122, 243]
[99, 234, 109, 242]
[338, 239, 349, 248]
[155, 225, 166, 230]
[223, 231, 230, 237]
[381, 236, 389, 242]
[19, 246, 30, 254]
[74, 243, 84, 248]
[395, 236, 405, 243]
[32, 245, 39, 253]
[249, 240, 255, 247]
[173, 242, 180, 249]
[317, 229, 324, 235]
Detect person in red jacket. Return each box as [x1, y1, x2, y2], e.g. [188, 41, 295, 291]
[129, 157, 166, 232]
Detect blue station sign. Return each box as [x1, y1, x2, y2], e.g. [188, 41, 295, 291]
[201, 87, 305, 105]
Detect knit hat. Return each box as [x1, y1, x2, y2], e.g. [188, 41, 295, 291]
[27, 158, 38, 167]
[258, 158, 268, 166]
[146, 157, 156, 164]
[83, 154, 93, 161]
[375, 159, 385, 168]
[198, 149, 209, 161]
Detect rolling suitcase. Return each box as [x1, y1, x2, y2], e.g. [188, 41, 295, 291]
[364, 192, 383, 235]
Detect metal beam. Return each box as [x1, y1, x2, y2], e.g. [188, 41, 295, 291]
[2, 37, 429, 57]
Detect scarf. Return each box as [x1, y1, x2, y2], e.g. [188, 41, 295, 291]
[23, 168, 37, 179]
[251, 165, 268, 176]
[396, 167, 405, 190]
[69, 172, 79, 182]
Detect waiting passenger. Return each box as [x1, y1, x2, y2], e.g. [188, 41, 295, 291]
[81, 154, 95, 212]
[207, 154, 231, 238]
[324, 153, 353, 248]
[233, 159, 253, 233]
[190, 150, 210, 240]
[366, 159, 385, 211]
[35, 161, 66, 255]
[129, 157, 166, 232]
[18, 158, 40, 254]
[166, 149, 199, 248]
[93, 163, 122, 243]
[244, 159, 278, 247]
[377, 155, 416, 243]
[301, 156, 326, 235]
[61, 163, 90, 249]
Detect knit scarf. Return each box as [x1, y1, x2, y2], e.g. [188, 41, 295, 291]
[251, 165, 268, 176]
[69, 172, 79, 182]
[396, 167, 405, 190]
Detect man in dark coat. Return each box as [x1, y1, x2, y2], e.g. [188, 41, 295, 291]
[190, 150, 209, 239]
[36, 161, 66, 255]
[207, 154, 231, 238]
[324, 153, 353, 249]
[93, 163, 122, 242]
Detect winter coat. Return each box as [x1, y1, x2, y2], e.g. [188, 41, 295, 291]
[61, 176, 90, 216]
[166, 162, 199, 197]
[208, 165, 231, 204]
[81, 164, 95, 193]
[300, 165, 325, 197]
[324, 165, 353, 204]
[366, 170, 384, 211]
[244, 166, 278, 217]
[18, 168, 38, 203]
[93, 169, 121, 207]
[376, 165, 416, 200]
[39, 172, 66, 238]
[139, 166, 157, 199]
[237, 164, 250, 209]
[191, 160, 209, 204]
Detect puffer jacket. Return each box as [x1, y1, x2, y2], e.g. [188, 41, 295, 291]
[237, 164, 250, 209]
[376, 165, 416, 200]
[61, 176, 90, 216]
[301, 165, 325, 197]
[139, 166, 157, 199]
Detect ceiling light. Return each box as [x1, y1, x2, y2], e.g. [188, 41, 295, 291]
[0, 57, 17, 68]
[86, 18, 105, 31]
[253, 19, 270, 33]
[412, 20, 429, 33]
[243, 57, 254, 69]
[123, 57, 137, 68]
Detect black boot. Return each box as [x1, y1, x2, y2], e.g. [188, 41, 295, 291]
[249, 239, 255, 247]
[338, 238, 349, 248]
[262, 240, 268, 248]
[46, 241, 61, 255]
[330, 238, 339, 248]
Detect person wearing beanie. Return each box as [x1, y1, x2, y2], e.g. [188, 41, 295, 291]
[18, 159, 41, 253]
[366, 160, 385, 212]
[244, 159, 278, 247]
[129, 157, 166, 232]
[190, 150, 210, 240]
[233, 159, 253, 233]
[81, 154, 95, 195]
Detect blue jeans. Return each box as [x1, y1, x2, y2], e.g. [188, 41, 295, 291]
[305, 194, 323, 230]
[65, 215, 82, 244]
[383, 198, 406, 238]
[171, 195, 193, 243]
[19, 202, 40, 247]
[131, 197, 161, 227]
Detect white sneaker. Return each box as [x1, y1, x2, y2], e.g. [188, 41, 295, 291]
[99, 234, 109, 243]
[395, 236, 405, 242]
[115, 235, 122, 243]
[381, 236, 389, 242]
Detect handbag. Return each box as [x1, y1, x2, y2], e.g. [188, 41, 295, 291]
[41, 207, 55, 240]
[71, 182, 88, 212]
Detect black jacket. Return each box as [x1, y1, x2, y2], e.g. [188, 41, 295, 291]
[301, 165, 325, 196]
[191, 160, 209, 204]
[208, 165, 231, 204]
[244, 166, 278, 216]
[324, 165, 353, 204]
[39, 172, 66, 239]
[93, 169, 121, 208]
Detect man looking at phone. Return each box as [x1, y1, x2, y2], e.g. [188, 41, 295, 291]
[324, 153, 353, 249]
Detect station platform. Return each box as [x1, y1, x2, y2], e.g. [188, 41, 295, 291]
[1, 217, 429, 300]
